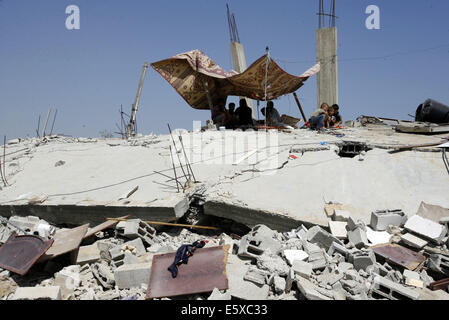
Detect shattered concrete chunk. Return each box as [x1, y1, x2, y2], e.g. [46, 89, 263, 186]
[114, 263, 151, 289]
[283, 249, 308, 265]
[292, 260, 313, 279]
[347, 227, 369, 249]
[307, 226, 343, 250]
[404, 215, 447, 244]
[13, 286, 62, 300]
[296, 276, 333, 300]
[207, 288, 231, 300]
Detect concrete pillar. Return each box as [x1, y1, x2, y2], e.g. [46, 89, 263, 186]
[316, 27, 338, 108]
[230, 42, 255, 118]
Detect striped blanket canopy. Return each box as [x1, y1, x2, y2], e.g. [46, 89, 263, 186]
[151, 49, 320, 110]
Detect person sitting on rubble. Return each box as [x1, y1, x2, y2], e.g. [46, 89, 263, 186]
[309, 103, 329, 130]
[210, 98, 227, 127]
[261, 101, 282, 127]
[224, 102, 238, 129]
[331, 104, 343, 127]
[235, 98, 253, 127]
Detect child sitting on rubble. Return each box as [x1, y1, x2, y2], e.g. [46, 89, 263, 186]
[331, 104, 343, 127]
[326, 105, 335, 128]
[309, 103, 329, 130]
[224, 102, 238, 129]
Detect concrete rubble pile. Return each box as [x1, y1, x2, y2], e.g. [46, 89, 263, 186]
[1, 205, 449, 301]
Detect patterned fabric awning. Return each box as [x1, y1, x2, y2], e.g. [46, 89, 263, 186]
[151, 49, 320, 110]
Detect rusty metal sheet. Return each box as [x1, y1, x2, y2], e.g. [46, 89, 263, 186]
[146, 245, 229, 299]
[430, 278, 449, 292]
[39, 224, 89, 262]
[83, 215, 130, 239]
[372, 243, 426, 271]
[0, 232, 53, 275]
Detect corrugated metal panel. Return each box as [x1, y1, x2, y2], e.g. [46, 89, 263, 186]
[0, 233, 53, 275]
[146, 245, 229, 299]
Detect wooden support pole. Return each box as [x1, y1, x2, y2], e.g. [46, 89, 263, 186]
[293, 92, 307, 123]
[106, 217, 220, 231]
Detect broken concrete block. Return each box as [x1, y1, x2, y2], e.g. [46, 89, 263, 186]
[115, 219, 157, 246]
[404, 215, 447, 244]
[296, 276, 333, 300]
[13, 286, 62, 300]
[353, 251, 376, 272]
[292, 260, 313, 279]
[285, 268, 294, 292]
[227, 254, 269, 300]
[92, 262, 115, 289]
[256, 253, 290, 276]
[400, 233, 428, 249]
[0, 276, 17, 298]
[114, 263, 151, 289]
[237, 236, 265, 260]
[347, 227, 369, 249]
[333, 209, 350, 222]
[283, 249, 308, 265]
[370, 276, 420, 300]
[427, 254, 449, 276]
[307, 226, 343, 250]
[54, 265, 81, 299]
[296, 225, 308, 240]
[366, 226, 391, 246]
[238, 225, 282, 260]
[324, 203, 343, 218]
[243, 266, 269, 286]
[328, 221, 347, 240]
[327, 242, 349, 258]
[273, 276, 286, 294]
[403, 269, 420, 281]
[76, 243, 101, 265]
[370, 210, 407, 231]
[207, 288, 231, 300]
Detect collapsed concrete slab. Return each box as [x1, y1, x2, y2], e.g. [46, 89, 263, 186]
[13, 286, 62, 300]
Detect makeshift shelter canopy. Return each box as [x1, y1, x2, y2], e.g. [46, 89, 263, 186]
[151, 49, 320, 110]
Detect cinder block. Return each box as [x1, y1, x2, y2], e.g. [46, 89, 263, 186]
[13, 286, 62, 300]
[307, 226, 343, 250]
[370, 276, 420, 300]
[114, 263, 151, 289]
[405, 215, 447, 244]
[370, 210, 407, 231]
[116, 219, 157, 246]
[109, 238, 146, 268]
[352, 251, 376, 272]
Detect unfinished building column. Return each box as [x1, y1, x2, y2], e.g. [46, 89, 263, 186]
[316, 27, 338, 108]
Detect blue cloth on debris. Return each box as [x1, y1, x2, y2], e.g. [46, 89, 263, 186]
[168, 240, 206, 278]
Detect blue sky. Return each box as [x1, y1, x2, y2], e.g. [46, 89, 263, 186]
[1, 0, 448, 139]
